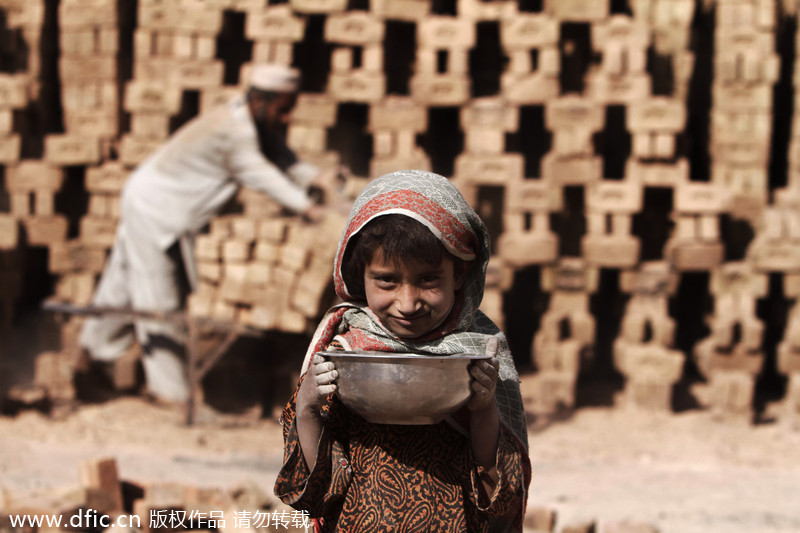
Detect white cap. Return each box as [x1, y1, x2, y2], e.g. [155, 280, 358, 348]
[249, 63, 300, 93]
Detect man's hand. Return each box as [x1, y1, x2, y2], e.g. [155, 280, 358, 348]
[302, 204, 324, 224]
[308, 166, 348, 205]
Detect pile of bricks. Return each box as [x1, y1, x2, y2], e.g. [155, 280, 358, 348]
[0, 458, 308, 533]
[189, 209, 345, 334]
[0, 457, 665, 533]
[524, 506, 661, 533]
[530, 258, 597, 414]
[2, 0, 800, 424]
[613, 261, 684, 411]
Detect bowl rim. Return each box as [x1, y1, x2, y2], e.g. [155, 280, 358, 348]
[317, 350, 491, 361]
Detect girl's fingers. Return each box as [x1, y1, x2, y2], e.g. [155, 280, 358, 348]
[471, 359, 498, 382]
[318, 384, 337, 396]
[314, 361, 336, 375]
[485, 337, 498, 358]
[318, 369, 338, 385]
[472, 381, 490, 396]
[482, 358, 499, 377]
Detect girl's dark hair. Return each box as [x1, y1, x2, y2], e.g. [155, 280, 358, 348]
[342, 214, 468, 299]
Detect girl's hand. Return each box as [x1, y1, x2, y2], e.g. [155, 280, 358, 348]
[295, 354, 338, 470]
[298, 355, 338, 414]
[468, 337, 500, 411]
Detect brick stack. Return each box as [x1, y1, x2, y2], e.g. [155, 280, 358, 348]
[0, 0, 45, 82]
[693, 262, 768, 421]
[531, 258, 597, 414]
[0, 457, 308, 533]
[246, 5, 305, 68]
[456, 97, 524, 187]
[541, 95, 604, 185]
[190, 209, 346, 334]
[0, 73, 24, 164]
[634, 0, 696, 98]
[582, 180, 641, 269]
[369, 96, 430, 177]
[762, 0, 800, 427]
[0, 4, 32, 284]
[499, 14, 560, 104]
[627, 0, 694, 186]
[24, 0, 122, 402]
[586, 15, 652, 104]
[123, 0, 224, 166]
[613, 261, 684, 411]
[627, 97, 688, 184]
[710, 0, 778, 219]
[663, 182, 729, 271]
[777, 269, 800, 427]
[412, 16, 474, 106]
[0, 0, 36, 374]
[4, 0, 800, 421]
[0, 218, 20, 332]
[674, 0, 781, 422]
[496, 179, 561, 268]
[289, 93, 340, 171]
[326, 11, 385, 103]
[57, 0, 119, 158]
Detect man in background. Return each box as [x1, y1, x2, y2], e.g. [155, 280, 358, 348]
[80, 64, 335, 404]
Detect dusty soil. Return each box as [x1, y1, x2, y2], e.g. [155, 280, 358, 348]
[1, 373, 800, 533]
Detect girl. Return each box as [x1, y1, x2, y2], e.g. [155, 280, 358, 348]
[275, 170, 531, 532]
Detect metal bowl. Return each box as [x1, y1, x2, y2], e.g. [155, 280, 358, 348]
[319, 351, 490, 425]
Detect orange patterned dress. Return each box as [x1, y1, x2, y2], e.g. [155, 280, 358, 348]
[274, 384, 529, 532]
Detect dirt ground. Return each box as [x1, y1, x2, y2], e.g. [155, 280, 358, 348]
[1, 373, 800, 533]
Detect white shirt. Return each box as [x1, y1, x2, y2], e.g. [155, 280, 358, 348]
[121, 96, 316, 250]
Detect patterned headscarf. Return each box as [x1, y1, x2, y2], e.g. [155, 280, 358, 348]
[303, 170, 529, 450]
[333, 169, 487, 332]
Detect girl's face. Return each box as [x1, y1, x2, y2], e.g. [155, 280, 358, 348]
[363, 248, 465, 339]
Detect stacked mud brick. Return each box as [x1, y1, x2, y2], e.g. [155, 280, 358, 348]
[777, 265, 800, 427]
[523, 506, 660, 533]
[710, 0, 777, 217]
[0, 123, 22, 328]
[761, 0, 800, 426]
[0, 0, 39, 328]
[614, 262, 684, 411]
[455, 96, 524, 325]
[0, 2, 31, 388]
[530, 258, 597, 414]
[685, 0, 779, 422]
[0, 0, 350, 408]
[0, 64, 25, 166]
[123, 0, 225, 165]
[484, 1, 697, 414]
[0, 456, 664, 533]
[0, 457, 310, 533]
[627, 0, 695, 186]
[189, 210, 344, 334]
[49, 0, 124, 305]
[693, 262, 768, 421]
[3, 0, 800, 422]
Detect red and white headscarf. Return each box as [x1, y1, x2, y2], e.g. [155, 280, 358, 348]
[333, 169, 488, 337]
[302, 170, 529, 451]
